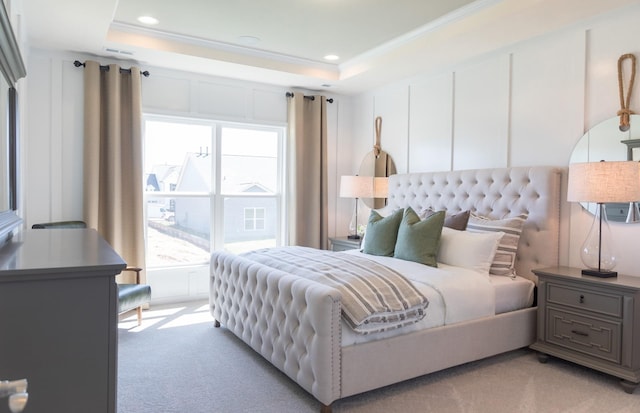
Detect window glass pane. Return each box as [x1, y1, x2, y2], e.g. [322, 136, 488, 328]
[146, 196, 211, 267]
[221, 128, 278, 194]
[243, 207, 255, 231]
[224, 197, 276, 253]
[145, 120, 211, 193]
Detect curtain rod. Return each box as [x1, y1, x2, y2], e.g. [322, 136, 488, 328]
[73, 60, 150, 77]
[286, 92, 333, 103]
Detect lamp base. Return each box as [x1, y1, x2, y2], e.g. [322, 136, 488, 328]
[347, 234, 361, 240]
[581, 268, 618, 278]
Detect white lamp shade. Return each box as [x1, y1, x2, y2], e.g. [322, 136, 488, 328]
[340, 175, 373, 198]
[567, 161, 640, 203]
[373, 177, 389, 198]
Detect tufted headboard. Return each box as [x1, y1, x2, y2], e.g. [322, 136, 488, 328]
[385, 166, 563, 283]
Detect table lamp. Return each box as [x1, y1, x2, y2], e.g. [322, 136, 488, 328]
[339, 175, 373, 239]
[567, 160, 640, 277]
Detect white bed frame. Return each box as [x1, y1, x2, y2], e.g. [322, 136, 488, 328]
[210, 166, 563, 412]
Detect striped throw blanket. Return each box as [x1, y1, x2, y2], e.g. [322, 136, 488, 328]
[241, 246, 429, 334]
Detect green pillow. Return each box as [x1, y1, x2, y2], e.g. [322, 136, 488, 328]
[394, 208, 445, 267]
[363, 209, 403, 256]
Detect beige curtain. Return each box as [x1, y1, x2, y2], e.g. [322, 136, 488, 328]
[286, 93, 328, 249]
[82, 61, 146, 282]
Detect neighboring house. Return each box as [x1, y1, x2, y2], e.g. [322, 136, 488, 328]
[154, 152, 277, 243]
[222, 184, 277, 243]
[146, 164, 181, 218]
[146, 164, 180, 192]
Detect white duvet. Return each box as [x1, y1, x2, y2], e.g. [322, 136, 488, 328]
[340, 251, 496, 346]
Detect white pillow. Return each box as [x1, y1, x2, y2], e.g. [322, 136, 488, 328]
[438, 227, 505, 275]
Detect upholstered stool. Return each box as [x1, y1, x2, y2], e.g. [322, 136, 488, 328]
[118, 282, 152, 325]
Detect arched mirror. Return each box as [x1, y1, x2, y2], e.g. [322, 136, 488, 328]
[569, 115, 640, 222]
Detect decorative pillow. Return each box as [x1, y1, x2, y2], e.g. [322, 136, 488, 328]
[362, 209, 403, 256]
[394, 208, 445, 267]
[438, 227, 504, 275]
[360, 207, 400, 251]
[466, 213, 528, 276]
[421, 208, 470, 231]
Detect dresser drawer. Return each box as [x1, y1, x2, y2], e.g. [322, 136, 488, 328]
[546, 307, 622, 364]
[547, 283, 623, 318]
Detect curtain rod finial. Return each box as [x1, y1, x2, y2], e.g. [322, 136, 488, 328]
[73, 60, 85, 68]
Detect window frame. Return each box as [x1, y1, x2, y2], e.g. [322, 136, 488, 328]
[142, 114, 286, 269]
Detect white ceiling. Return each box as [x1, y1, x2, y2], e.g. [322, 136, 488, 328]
[21, 0, 640, 95]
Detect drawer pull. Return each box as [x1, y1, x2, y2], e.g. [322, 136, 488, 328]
[579, 294, 585, 304]
[571, 329, 589, 337]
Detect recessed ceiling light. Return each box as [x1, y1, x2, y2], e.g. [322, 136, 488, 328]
[137, 16, 159, 25]
[237, 35, 260, 46]
[324, 54, 340, 61]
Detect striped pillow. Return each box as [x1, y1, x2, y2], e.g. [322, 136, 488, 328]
[466, 213, 527, 277]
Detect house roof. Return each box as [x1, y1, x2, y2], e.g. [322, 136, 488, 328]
[171, 153, 274, 194]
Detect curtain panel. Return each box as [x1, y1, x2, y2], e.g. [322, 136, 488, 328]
[82, 61, 146, 282]
[286, 93, 328, 249]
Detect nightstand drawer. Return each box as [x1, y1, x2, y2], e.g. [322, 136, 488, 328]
[547, 283, 623, 318]
[329, 237, 361, 252]
[547, 307, 622, 364]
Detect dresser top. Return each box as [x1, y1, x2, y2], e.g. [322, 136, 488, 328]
[534, 266, 640, 290]
[0, 229, 126, 280]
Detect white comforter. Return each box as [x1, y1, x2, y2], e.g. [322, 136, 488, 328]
[341, 251, 496, 346]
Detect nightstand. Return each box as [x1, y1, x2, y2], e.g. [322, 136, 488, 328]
[329, 236, 361, 252]
[531, 266, 640, 393]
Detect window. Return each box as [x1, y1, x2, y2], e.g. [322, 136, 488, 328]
[244, 207, 266, 231]
[143, 116, 284, 267]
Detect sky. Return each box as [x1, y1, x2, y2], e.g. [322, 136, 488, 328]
[144, 119, 278, 174]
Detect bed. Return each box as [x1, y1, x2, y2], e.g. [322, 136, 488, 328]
[209, 166, 562, 412]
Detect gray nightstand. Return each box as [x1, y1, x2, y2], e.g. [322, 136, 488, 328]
[329, 236, 361, 251]
[531, 266, 640, 393]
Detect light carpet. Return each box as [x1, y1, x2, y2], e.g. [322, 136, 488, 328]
[118, 300, 640, 413]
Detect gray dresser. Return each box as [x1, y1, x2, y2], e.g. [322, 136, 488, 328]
[531, 266, 640, 393]
[0, 229, 126, 412]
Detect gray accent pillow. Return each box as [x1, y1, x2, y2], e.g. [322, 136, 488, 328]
[362, 208, 403, 256]
[420, 208, 470, 230]
[394, 208, 445, 267]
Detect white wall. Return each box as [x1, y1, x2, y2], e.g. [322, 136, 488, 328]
[347, 4, 640, 276]
[22, 50, 352, 302]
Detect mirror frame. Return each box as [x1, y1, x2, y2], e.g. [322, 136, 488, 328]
[0, 1, 26, 245]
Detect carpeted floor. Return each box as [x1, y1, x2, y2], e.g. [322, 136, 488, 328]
[118, 300, 640, 413]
